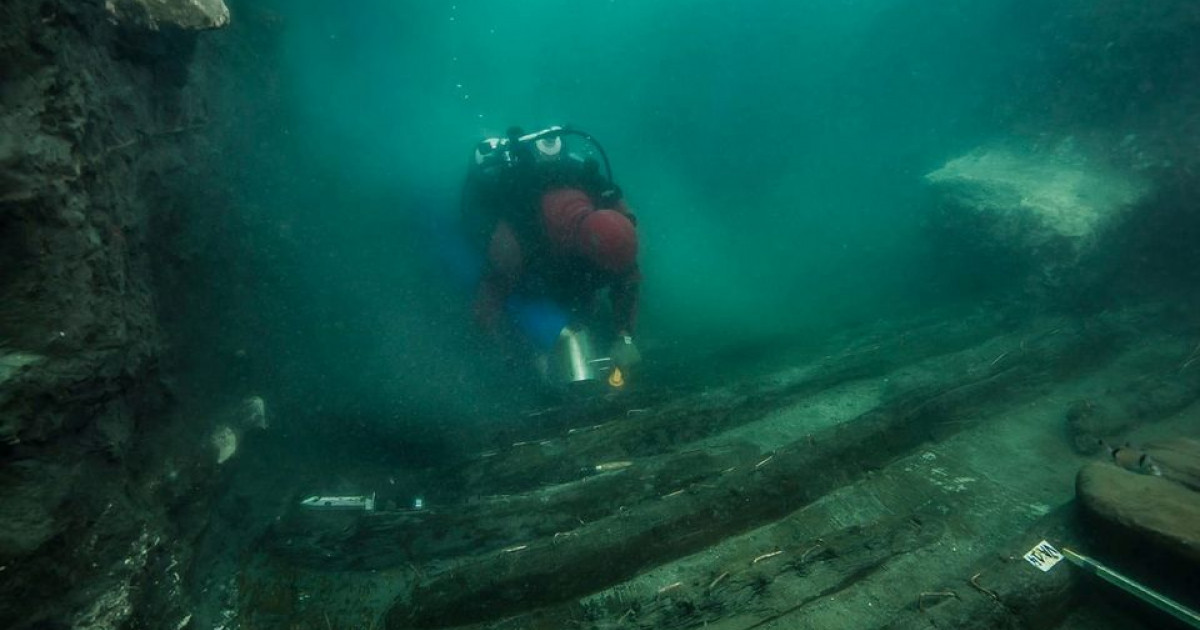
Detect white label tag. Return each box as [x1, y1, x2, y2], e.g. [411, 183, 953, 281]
[1023, 540, 1064, 572]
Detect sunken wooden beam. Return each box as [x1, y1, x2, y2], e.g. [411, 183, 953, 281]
[267, 445, 759, 569]
[451, 312, 1009, 495]
[267, 315, 1012, 569]
[386, 323, 1110, 628]
[884, 506, 1083, 630]
[449, 508, 949, 630]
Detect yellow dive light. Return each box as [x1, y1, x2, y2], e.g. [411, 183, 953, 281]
[608, 367, 625, 388]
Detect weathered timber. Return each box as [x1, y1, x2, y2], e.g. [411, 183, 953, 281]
[882, 505, 1083, 630]
[478, 508, 947, 630]
[268, 445, 759, 569]
[453, 312, 1008, 494]
[386, 322, 1112, 628]
[1077, 461, 1200, 564]
[267, 315, 1017, 569]
[1066, 369, 1200, 454]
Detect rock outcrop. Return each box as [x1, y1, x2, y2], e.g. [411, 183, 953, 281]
[925, 140, 1149, 297]
[106, 0, 231, 31]
[0, 1, 229, 627]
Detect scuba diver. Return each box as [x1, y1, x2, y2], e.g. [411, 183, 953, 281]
[462, 125, 641, 390]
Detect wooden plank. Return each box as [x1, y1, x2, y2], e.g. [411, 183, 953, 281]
[387, 323, 1103, 628]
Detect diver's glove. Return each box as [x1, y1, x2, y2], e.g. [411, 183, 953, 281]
[609, 333, 642, 368]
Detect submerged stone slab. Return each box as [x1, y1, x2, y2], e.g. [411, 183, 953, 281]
[926, 142, 1147, 243]
[925, 140, 1149, 292]
[106, 0, 231, 31]
[1076, 462, 1200, 563]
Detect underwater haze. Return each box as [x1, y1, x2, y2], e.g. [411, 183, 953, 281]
[9, 0, 1200, 627]
[193, 0, 1068, 433]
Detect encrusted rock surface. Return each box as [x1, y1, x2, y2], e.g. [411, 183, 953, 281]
[106, 0, 231, 31]
[0, 1, 227, 627]
[925, 141, 1150, 296]
[927, 144, 1147, 244]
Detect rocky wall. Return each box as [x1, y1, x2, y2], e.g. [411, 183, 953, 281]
[0, 1, 228, 627]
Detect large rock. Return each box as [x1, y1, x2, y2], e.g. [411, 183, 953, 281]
[1076, 460, 1200, 564]
[925, 140, 1149, 293]
[106, 0, 231, 31]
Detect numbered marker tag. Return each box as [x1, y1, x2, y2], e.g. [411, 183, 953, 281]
[1024, 540, 1064, 572]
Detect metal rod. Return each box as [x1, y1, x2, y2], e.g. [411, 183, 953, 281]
[1063, 547, 1200, 629]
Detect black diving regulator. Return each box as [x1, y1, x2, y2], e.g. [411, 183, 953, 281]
[472, 125, 614, 186]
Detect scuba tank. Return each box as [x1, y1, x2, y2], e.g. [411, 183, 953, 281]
[461, 125, 616, 248]
[469, 125, 614, 188]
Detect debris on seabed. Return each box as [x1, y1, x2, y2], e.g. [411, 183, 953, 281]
[752, 550, 783, 564]
[657, 581, 683, 595]
[594, 460, 634, 472]
[708, 571, 730, 590]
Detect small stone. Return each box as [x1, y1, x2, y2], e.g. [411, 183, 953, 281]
[211, 425, 237, 464]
